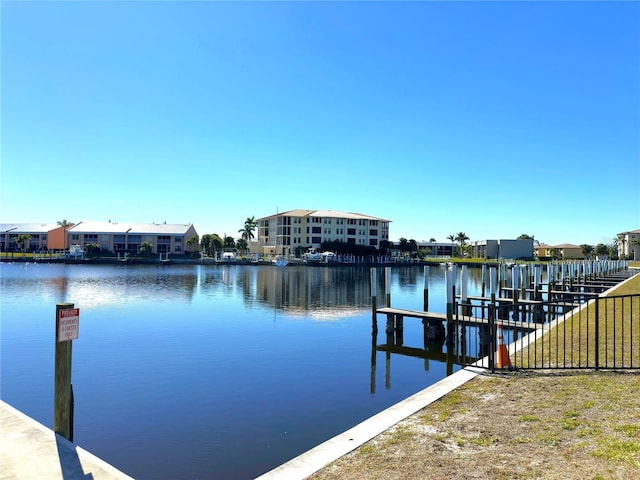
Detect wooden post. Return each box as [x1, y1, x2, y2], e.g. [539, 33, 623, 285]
[481, 264, 487, 299]
[370, 268, 377, 333]
[460, 265, 471, 316]
[423, 266, 429, 311]
[445, 268, 455, 346]
[385, 266, 391, 308]
[54, 303, 74, 441]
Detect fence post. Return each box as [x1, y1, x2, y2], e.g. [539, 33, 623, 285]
[594, 298, 600, 370]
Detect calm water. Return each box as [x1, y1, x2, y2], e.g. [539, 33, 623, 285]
[1, 263, 483, 479]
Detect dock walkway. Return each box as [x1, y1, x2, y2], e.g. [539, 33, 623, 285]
[0, 400, 133, 480]
[375, 307, 544, 330]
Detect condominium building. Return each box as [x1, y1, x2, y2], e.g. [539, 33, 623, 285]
[254, 209, 391, 256]
[0, 221, 198, 255]
[67, 221, 198, 255]
[617, 229, 640, 260]
[0, 223, 61, 252]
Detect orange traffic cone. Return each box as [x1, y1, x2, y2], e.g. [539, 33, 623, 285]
[496, 324, 511, 368]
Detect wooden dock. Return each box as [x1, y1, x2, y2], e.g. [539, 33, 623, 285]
[375, 307, 543, 330]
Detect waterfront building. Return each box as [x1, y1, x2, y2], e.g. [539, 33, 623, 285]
[0, 223, 60, 252]
[416, 241, 456, 258]
[472, 239, 534, 260]
[254, 209, 391, 257]
[534, 243, 584, 260]
[67, 221, 199, 255]
[617, 228, 640, 260]
[0, 221, 199, 255]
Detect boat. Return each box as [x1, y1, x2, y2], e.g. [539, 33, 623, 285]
[220, 251, 236, 263]
[302, 248, 323, 263]
[273, 256, 288, 267]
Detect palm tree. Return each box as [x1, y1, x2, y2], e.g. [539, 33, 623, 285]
[454, 232, 469, 256]
[14, 234, 31, 254]
[615, 235, 625, 258]
[631, 238, 639, 260]
[581, 244, 594, 259]
[140, 242, 153, 256]
[57, 219, 73, 251]
[238, 216, 257, 243]
[236, 238, 248, 255]
[223, 235, 236, 249]
[186, 235, 199, 257]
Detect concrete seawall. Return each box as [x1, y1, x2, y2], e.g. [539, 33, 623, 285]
[0, 401, 134, 480]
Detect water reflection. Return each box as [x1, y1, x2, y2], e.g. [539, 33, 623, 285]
[1, 262, 474, 480]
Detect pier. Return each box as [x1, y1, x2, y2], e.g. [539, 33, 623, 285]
[370, 260, 636, 371]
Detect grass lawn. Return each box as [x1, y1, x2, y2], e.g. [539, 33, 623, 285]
[310, 270, 640, 480]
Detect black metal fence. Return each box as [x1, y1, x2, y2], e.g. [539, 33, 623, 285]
[450, 292, 640, 371]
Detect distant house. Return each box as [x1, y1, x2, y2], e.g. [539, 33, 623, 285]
[416, 241, 456, 258]
[534, 243, 584, 260]
[617, 229, 640, 260]
[67, 221, 199, 255]
[254, 209, 391, 257]
[472, 239, 533, 260]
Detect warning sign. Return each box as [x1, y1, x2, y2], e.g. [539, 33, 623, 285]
[58, 308, 79, 342]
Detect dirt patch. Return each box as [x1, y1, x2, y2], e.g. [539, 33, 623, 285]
[308, 371, 640, 480]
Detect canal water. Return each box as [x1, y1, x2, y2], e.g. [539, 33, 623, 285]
[1, 263, 483, 479]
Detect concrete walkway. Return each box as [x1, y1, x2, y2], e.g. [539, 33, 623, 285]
[0, 401, 134, 480]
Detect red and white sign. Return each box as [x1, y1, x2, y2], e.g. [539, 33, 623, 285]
[58, 308, 80, 342]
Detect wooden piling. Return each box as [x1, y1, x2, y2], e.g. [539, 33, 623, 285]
[54, 303, 74, 441]
[445, 268, 455, 346]
[370, 268, 377, 333]
[385, 266, 391, 308]
[423, 266, 429, 311]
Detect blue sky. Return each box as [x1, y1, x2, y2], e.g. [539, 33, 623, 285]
[2, 1, 639, 246]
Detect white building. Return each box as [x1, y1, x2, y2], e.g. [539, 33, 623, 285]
[472, 239, 534, 260]
[618, 229, 640, 260]
[254, 209, 391, 257]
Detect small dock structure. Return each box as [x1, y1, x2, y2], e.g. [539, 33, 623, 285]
[370, 260, 635, 372]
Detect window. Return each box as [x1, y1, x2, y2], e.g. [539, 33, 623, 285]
[348, 219, 356, 225]
[347, 228, 356, 235]
[312, 227, 321, 234]
[369, 239, 378, 246]
[370, 220, 378, 226]
[370, 229, 378, 236]
[312, 236, 321, 243]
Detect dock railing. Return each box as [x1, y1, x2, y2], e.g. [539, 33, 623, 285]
[450, 292, 640, 371]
